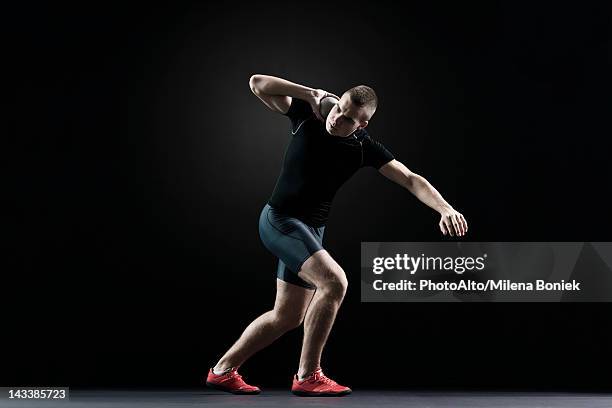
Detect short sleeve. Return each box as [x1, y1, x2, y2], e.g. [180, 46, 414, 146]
[361, 132, 395, 169]
[284, 97, 313, 131]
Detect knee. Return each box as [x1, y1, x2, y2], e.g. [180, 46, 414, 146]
[272, 309, 306, 330]
[319, 268, 348, 300]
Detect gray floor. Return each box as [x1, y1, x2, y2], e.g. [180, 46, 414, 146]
[1, 389, 611, 407]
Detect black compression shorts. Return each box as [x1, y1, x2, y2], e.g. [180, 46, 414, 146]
[258, 203, 325, 289]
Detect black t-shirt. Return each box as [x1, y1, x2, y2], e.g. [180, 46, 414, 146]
[268, 97, 395, 227]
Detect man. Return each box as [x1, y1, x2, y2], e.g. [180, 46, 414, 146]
[206, 74, 468, 396]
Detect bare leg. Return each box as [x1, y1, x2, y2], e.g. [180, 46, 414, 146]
[296, 250, 348, 378]
[214, 279, 315, 371]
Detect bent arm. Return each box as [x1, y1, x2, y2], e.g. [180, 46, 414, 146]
[248, 74, 317, 114]
[378, 159, 453, 213]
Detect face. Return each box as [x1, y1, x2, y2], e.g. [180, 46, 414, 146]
[325, 93, 374, 137]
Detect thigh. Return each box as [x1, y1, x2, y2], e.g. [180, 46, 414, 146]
[274, 278, 315, 318]
[259, 204, 325, 285]
[297, 249, 347, 289]
[277, 260, 315, 290]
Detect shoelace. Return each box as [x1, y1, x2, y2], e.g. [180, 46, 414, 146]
[312, 371, 336, 385]
[227, 370, 243, 381]
[224, 370, 254, 390]
[217, 369, 244, 384]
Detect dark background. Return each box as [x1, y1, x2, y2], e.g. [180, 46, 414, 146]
[6, 1, 612, 390]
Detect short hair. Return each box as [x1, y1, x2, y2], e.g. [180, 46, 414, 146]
[347, 85, 378, 111]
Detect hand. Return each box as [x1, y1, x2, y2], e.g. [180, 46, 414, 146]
[309, 89, 340, 121]
[439, 208, 468, 237]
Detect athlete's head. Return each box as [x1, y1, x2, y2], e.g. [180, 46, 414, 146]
[325, 85, 378, 137]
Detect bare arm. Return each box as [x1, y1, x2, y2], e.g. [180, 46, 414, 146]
[248, 74, 337, 120]
[379, 159, 468, 236]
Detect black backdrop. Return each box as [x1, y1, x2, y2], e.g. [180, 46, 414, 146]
[6, 1, 612, 390]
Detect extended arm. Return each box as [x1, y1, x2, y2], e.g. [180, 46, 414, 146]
[379, 159, 468, 236]
[248, 74, 338, 120]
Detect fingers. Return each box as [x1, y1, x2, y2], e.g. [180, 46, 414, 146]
[455, 213, 467, 236]
[460, 214, 468, 234]
[450, 217, 459, 236]
[449, 215, 458, 236]
[440, 215, 461, 237]
[440, 211, 468, 237]
[455, 214, 466, 236]
[439, 221, 448, 236]
[443, 218, 454, 236]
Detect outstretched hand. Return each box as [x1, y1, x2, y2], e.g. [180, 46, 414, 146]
[439, 208, 468, 237]
[309, 89, 340, 121]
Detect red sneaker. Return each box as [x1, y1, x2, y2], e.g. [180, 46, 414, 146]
[205, 367, 261, 395]
[291, 368, 352, 397]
